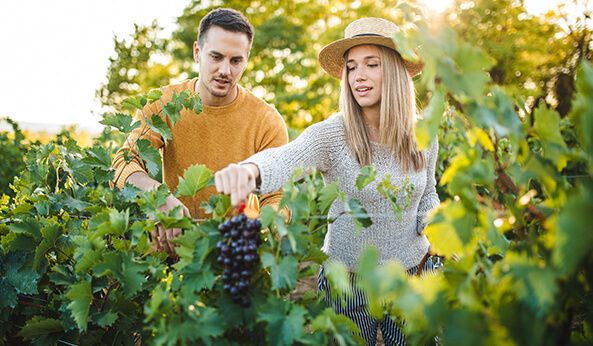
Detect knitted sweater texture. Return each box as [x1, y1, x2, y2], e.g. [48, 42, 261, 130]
[112, 78, 289, 219]
[242, 115, 440, 270]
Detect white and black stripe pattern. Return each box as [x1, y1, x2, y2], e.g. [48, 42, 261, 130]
[317, 257, 442, 345]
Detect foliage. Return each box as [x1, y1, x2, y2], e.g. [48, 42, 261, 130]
[389, 12, 593, 344]
[0, 119, 29, 198]
[1, 90, 382, 345]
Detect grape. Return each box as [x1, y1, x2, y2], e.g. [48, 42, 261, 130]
[216, 213, 262, 306]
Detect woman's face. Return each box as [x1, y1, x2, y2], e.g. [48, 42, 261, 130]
[346, 44, 382, 115]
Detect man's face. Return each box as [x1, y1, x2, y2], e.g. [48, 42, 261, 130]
[194, 26, 250, 106]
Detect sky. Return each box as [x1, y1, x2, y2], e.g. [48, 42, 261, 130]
[0, 0, 567, 133]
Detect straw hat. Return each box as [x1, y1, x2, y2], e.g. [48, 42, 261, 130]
[318, 17, 424, 80]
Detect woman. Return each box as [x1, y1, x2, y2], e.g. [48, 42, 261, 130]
[215, 17, 440, 345]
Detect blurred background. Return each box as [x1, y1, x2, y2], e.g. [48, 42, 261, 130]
[0, 0, 588, 143]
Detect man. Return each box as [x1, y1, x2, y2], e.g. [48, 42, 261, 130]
[111, 8, 288, 255]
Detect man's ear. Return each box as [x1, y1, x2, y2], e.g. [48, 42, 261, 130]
[193, 41, 200, 64]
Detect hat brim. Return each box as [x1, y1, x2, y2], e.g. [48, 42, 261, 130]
[318, 36, 424, 80]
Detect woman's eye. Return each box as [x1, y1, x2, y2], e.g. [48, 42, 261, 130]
[347, 66, 356, 71]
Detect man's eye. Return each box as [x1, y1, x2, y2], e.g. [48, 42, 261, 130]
[212, 55, 222, 60]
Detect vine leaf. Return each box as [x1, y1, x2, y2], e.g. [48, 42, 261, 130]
[355, 165, 376, 191]
[100, 113, 140, 134]
[121, 95, 147, 110]
[66, 280, 92, 330]
[345, 199, 372, 235]
[175, 164, 214, 198]
[318, 181, 341, 215]
[135, 138, 161, 177]
[33, 222, 63, 270]
[261, 253, 299, 290]
[258, 297, 307, 346]
[147, 113, 172, 145]
[137, 184, 170, 219]
[93, 252, 147, 297]
[532, 105, 569, 171]
[17, 316, 64, 340]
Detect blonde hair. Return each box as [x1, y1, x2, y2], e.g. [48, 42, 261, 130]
[339, 45, 426, 172]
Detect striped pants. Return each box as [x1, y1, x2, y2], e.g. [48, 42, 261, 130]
[317, 257, 442, 346]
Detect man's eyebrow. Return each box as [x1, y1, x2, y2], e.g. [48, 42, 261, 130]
[347, 55, 380, 63]
[208, 50, 245, 60]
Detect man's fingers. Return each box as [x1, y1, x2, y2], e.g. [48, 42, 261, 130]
[151, 229, 162, 252]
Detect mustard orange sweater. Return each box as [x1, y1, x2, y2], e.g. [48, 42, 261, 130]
[111, 78, 288, 219]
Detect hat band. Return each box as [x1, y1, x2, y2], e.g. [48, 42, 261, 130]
[351, 33, 385, 38]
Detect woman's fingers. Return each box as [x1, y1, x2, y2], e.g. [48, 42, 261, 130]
[215, 164, 255, 207]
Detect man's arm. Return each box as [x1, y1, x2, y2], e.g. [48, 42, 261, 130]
[111, 102, 187, 255]
[126, 172, 190, 254]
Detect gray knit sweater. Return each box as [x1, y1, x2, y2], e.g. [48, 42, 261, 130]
[241, 115, 440, 271]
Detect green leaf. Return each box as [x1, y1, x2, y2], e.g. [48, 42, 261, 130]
[532, 105, 569, 171]
[122, 95, 147, 110]
[355, 165, 376, 191]
[145, 88, 163, 102]
[148, 113, 172, 145]
[61, 194, 91, 213]
[200, 194, 231, 218]
[175, 164, 214, 198]
[100, 113, 140, 134]
[90, 208, 129, 240]
[258, 297, 307, 346]
[95, 311, 119, 327]
[137, 184, 170, 218]
[64, 154, 94, 185]
[66, 280, 92, 330]
[0, 277, 18, 309]
[34, 222, 63, 270]
[345, 198, 372, 235]
[417, 90, 445, 150]
[318, 181, 342, 215]
[261, 253, 299, 290]
[92, 251, 148, 297]
[17, 316, 64, 340]
[309, 308, 360, 345]
[83, 145, 114, 170]
[553, 188, 593, 275]
[135, 138, 161, 177]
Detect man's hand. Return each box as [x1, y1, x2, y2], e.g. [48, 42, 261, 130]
[215, 163, 260, 208]
[154, 194, 191, 254]
[127, 171, 189, 256]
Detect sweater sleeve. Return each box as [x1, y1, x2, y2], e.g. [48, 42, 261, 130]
[416, 139, 441, 234]
[241, 117, 342, 195]
[111, 100, 165, 189]
[254, 108, 290, 213]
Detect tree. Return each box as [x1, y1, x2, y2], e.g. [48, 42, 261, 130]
[96, 21, 177, 114]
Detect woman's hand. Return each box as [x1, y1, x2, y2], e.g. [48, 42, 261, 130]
[215, 163, 260, 208]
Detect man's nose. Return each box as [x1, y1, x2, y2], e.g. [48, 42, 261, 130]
[219, 60, 231, 76]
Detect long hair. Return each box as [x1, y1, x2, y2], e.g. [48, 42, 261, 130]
[339, 45, 426, 172]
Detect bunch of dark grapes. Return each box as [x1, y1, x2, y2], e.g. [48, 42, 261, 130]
[216, 213, 262, 307]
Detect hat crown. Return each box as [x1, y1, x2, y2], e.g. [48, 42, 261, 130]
[344, 17, 399, 39]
